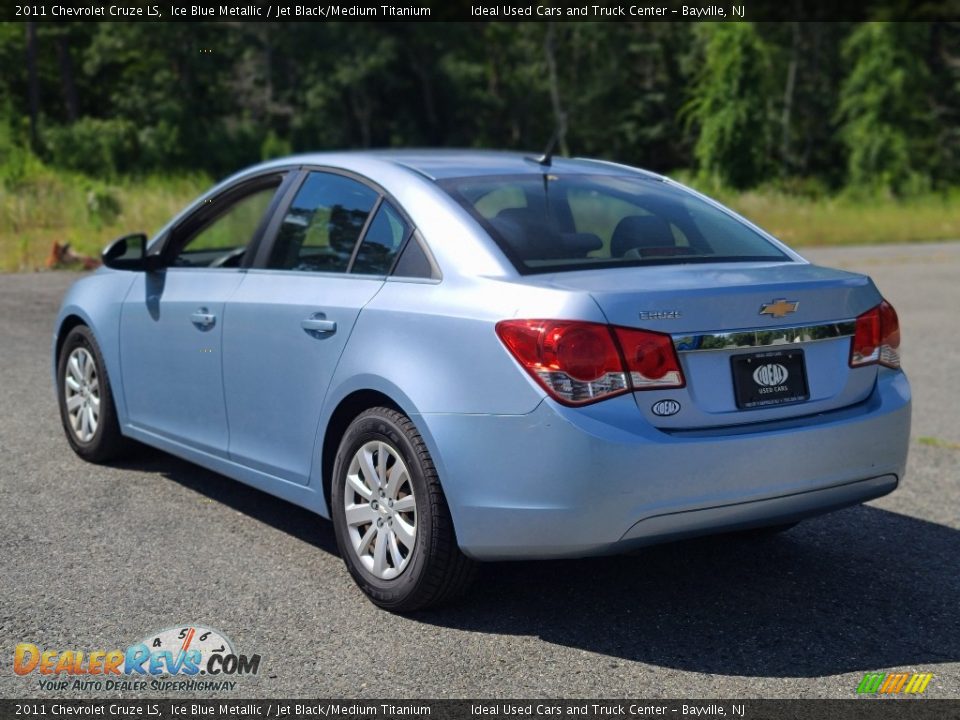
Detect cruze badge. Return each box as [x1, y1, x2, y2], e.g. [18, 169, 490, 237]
[759, 298, 799, 318]
[639, 310, 682, 321]
[651, 399, 681, 417]
[753, 363, 789, 387]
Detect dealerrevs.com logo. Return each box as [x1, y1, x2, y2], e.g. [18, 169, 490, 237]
[14, 625, 261, 692]
[856, 672, 934, 696]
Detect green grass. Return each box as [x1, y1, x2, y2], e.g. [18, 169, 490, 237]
[918, 436, 960, 451]
[1, 167, 959, 272]
[717, 188, 960, 248]
[0, 169, 209, 272]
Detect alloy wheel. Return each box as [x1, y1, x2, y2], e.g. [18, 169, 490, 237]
[342, 440, 417, 580]
[64, 347, 100, 443]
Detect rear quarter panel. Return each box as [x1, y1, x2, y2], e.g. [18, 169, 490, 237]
[325, 275, 606, 416]
[312, 273, 611, 510]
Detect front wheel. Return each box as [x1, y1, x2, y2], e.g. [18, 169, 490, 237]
[331, 407, 475, 612]
[56, 325, 130, 463]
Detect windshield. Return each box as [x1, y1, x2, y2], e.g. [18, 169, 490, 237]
[440, 174, 790, 274]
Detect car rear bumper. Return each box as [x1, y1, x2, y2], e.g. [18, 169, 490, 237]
[419, 369, 911, 560]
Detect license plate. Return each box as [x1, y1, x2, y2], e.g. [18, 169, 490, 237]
[731, 349, 810, 410]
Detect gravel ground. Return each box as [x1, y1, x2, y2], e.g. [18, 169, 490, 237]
[0, 241, 957, 699]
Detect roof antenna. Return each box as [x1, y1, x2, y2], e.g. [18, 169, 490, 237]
[526, 111, 568, 168]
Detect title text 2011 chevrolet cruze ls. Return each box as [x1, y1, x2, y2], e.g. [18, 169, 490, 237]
[54, 151, 911, 610]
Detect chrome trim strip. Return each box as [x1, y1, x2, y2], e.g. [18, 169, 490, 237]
[673, 320, 856, 353]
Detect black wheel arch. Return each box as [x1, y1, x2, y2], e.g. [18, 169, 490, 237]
[321, 389, 404, 513]
[55, 314, 89, 365]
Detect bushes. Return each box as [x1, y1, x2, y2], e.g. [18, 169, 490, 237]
[0, 115, 45, 189]
[41, 117, 139, 177]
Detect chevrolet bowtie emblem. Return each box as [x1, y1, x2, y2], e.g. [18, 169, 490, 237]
[759, 298, 799, 318]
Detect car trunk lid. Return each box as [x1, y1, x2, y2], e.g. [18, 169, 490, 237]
[520, 261, 883, 428]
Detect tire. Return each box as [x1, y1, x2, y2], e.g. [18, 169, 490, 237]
[331, 407, 476, 612]
[57, 325, 130, 463]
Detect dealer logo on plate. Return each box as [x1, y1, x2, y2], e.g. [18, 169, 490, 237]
[753, 363, 789, 387]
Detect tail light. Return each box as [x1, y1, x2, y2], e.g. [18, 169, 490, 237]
[850, 299, 901, 369]
[613, 327, 686, 389]
[495, 320, 684, 406]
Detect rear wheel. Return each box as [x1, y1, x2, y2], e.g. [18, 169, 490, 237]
[331, 407, 475, 612]
[57, 325, 129, 463]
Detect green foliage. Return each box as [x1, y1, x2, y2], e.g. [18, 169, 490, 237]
[837, 23, 935, 196]
[0, 115, 45, 189]
[683, 23, 776, 190]
[261, 130, 292, 161]
[0, 21, 958, 197]
[83, 183, 123, 229]
[41, 118, 138, 177]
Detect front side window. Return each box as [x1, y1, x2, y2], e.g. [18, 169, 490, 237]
[172, 184, 279, 268]
[268, 172, 378, 273]
[441, 174, 789, 274]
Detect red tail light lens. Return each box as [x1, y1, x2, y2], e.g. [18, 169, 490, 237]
[878, 300, 901, 367]
[850, 300, 900, 369]
[495, 320, 628, 404]
[851, 306, 881, 365]
[496, 320, 685, 405]
[613, 327, 686, 389]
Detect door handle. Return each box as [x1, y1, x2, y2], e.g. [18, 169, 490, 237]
[190, 308, 216, 330]
[301, 314, 337, 337]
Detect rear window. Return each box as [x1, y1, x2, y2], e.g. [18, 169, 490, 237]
[440, 174, 789, 274]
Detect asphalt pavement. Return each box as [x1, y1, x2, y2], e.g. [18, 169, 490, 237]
[0, 241, 957, 699]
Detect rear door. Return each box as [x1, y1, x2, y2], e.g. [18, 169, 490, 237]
[222, 170, 410, 484]
[119, 174, 285, 454]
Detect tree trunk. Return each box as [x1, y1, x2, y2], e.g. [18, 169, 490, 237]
[26, 22, 40, 150]
[413, 58, 439, 145]
[56, 28, 79, 122]
[780, 22, 800, 174]
[544, 23, 569, 157]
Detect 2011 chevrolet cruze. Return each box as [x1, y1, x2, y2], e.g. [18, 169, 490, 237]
[53, 151, 911, 611]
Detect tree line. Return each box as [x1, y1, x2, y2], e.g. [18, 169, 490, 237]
[1, 21, 958, 194]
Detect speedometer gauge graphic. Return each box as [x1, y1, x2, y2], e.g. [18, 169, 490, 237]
[139, 625, 234, 674]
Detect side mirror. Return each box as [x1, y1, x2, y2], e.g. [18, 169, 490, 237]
[101, 233, 160, 271]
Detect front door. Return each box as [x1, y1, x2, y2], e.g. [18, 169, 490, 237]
[119, 180, 282, 455]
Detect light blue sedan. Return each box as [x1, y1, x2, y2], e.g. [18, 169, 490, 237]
[53, 151, 911, 611]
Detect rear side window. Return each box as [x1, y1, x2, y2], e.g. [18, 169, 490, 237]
[391, 234, 436, 279]
[351, 201, 411, 275]
[268, 172, 378, 273]
[441, 174, 789, 274]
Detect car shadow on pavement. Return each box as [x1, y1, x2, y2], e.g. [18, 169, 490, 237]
[112, 445, 341, 557]
[423, 506, 959, 678]
[117, 447, 958, 678]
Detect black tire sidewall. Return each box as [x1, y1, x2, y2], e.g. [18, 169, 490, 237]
[331, 409, 434, 607]
[56, 325, 118, 460]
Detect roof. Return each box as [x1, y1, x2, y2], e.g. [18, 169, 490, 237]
[255, 149, 662, 182]
[375, 149, 662, 180]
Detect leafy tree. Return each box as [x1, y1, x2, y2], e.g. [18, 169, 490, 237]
[682, 23, 776, 189]
[927, 21, 960, 186]
[0, 20, 955, 195]
[836, 22, 935, 195]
